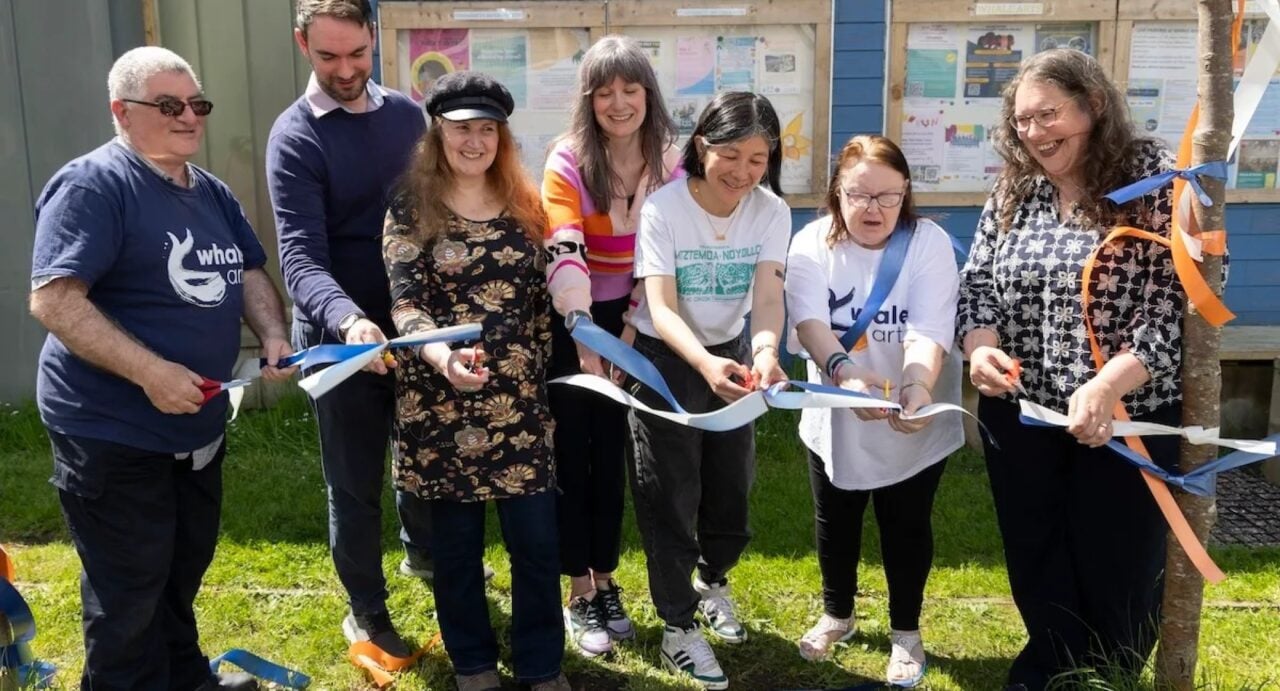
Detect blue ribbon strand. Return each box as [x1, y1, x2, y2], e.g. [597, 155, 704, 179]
[1019, 417, 1280, 496]
[839, 219, 914, 352]
[1103, 161, 1229, 207]
[259, 343, 379, 371]
[210, 649, 310, 689]
[0, 577, 56, 687]
[568, 317, 688, 414]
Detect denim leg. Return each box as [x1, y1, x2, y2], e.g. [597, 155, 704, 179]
[430, 499, 499, 675]
[496, 491, 564, 684]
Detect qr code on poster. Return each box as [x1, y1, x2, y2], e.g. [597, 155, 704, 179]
[911, 165, 940, 184]
[906, 82, 924, 98]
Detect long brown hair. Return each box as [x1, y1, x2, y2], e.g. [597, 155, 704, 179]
[991, 48, 1159, 232]
[823, 135, 919, 247]
[563, 35, 679, 211]
[401, 118, 547, 247]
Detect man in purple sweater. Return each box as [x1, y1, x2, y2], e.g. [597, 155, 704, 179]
[266, 0, 430, 656]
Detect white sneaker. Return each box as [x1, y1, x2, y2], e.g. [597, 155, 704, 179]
[693, 577, 747, 643]
[563, 596, 612, 658]
[661, 624, 729, 690]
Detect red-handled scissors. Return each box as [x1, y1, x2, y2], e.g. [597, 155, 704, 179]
[198, 378, 253, 404]
[1004, 359, 1030, 398]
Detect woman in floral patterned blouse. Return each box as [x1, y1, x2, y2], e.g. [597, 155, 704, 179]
[382, 72, 567, 691]
[958, 49, 1188, 690]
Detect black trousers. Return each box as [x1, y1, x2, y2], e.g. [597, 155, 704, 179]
[979, 396, 1177, 690]
[625, 333, 755, 628]
[548, 295, 629, 577]
[294, 319, 433, 617]
[50, 430, 224, 691]
[808, 450, 947, 630]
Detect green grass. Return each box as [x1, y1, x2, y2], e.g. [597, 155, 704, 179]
[2, 396, 1278, 690]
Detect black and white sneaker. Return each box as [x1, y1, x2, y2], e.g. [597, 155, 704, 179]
[565, 595, 613, 657]
[594, 580, 636, 641]
[660, 624, 728, 690]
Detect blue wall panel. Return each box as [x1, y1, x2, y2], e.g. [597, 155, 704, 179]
[819, 0, 1279, 326]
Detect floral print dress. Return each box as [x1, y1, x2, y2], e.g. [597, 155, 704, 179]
[383, 201, 555, 502]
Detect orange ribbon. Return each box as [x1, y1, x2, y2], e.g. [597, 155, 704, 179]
[347, 633, 441, 688]
[1073, 0, 1247, 584]
[0, 545, 14, 582]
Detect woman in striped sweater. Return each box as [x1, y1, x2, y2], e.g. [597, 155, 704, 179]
[541, 35, 682, 658]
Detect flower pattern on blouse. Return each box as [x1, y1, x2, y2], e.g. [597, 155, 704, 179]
[957, 140, 1221, 416]
[383, 201, 555, 502]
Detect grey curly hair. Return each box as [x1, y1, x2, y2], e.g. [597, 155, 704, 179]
[107, 46, 201, 135]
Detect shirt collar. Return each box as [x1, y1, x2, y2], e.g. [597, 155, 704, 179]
[304, 72, 387, 117]
[112, 136, 197, 189]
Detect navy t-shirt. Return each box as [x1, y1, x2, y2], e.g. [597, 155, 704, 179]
[32, 140, 267, 453]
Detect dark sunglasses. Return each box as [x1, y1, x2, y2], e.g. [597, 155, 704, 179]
[123, 96, 214, 117]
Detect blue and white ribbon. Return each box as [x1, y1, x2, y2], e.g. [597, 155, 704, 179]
[210, 649, 310, 689]
[296, 322, 483, 398]
[1103, 161, 1229, 208]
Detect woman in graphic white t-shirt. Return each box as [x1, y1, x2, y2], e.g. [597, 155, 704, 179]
[627, 91, 791, 691]
[784, 135, 962, 688]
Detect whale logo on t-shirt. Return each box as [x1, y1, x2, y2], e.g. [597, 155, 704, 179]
[166, 229, 227, 307]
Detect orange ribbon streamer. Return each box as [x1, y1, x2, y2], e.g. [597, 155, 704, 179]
[1072, 0, 1247, 584]
[0, 545, 14, 582]
[347, 632, 441, 688]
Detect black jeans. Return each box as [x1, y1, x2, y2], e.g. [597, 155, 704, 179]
[979, 396, 1177, 690]
[50, 430, 224, 691]
[294, 318, 433, 617]
[808, 450, 947, 630]
[548, 295, 629, 577]
[414, 491, 564, 684]
[625, 332, 755, 628]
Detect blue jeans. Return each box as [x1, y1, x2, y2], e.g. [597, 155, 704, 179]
[294, 318, 433, 617]
[422, 490, 563, 683]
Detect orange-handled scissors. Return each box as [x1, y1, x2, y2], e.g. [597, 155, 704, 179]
[1004, 359, 1030, 398]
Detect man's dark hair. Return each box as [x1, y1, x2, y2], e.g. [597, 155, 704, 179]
[295, 0, 373, 37]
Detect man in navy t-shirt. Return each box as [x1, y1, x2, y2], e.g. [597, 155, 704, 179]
[266, 0, 464, 658]
[30, 47, 295, 690]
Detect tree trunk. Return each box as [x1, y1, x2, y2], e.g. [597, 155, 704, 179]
[1155, 1, 1233, 689]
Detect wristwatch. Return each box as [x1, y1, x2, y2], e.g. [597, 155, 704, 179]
[337, 312, 363, 340]
[565, 309, 592, 332]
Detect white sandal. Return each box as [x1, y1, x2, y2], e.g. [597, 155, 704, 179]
[797, 614, 854, 661]
[886, 629, 927, 688]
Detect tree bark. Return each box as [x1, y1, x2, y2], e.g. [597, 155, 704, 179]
[1155, 1, 1233, 689]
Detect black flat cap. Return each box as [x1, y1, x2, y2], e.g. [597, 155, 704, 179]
[423, 71, 515, 122]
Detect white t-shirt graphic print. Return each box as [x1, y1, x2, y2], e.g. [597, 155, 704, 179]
[785, 215, 964, 490]
[632, 180, 792, 346]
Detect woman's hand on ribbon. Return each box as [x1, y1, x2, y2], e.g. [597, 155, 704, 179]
[430, 347, 490, 393]
[346, 318, 397, 375]
[259, 337, 299, 382]
[833, 363, 892, 421]
[145, 360, 207, 415]
[698, 354, 754, 403]
[1066, 377, 1120, 447]
[968, 345, 1019, 397]
[750, 348, 788, 390]
[890, 382, 933, 434]
[575, 341, 607, 378]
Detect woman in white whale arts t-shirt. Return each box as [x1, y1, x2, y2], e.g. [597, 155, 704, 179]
[783, 134, 961, 689]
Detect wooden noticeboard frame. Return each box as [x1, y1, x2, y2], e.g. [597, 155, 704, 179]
[1116, 0, 1280, 203]
[888, 0, 1117, 206]
[377, 0, 833, 208]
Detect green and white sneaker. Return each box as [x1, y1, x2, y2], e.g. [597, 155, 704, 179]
[661, 624, 729, 690]
[694, 577, 747, 644]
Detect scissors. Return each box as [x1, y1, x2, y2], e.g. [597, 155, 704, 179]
[198, 377, 254, 404]
[1003, 359, 1030, 398]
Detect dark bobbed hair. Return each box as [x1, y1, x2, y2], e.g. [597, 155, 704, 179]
[991, 48, 1160, 232]
[824, 135, 919, 247]
[680, 92, 783, 196]
[564, 35, 679, 211]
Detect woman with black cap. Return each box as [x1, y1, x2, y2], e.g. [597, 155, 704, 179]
[382, 71, 568, 691]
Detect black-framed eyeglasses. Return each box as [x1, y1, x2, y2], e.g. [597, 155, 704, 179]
[1010, 98, 1075, 132]
[123, 96, 214, 117]
[842, 188, 906, 208]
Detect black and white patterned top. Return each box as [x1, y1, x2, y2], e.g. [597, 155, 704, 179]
[958, 140, 1190, 416]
